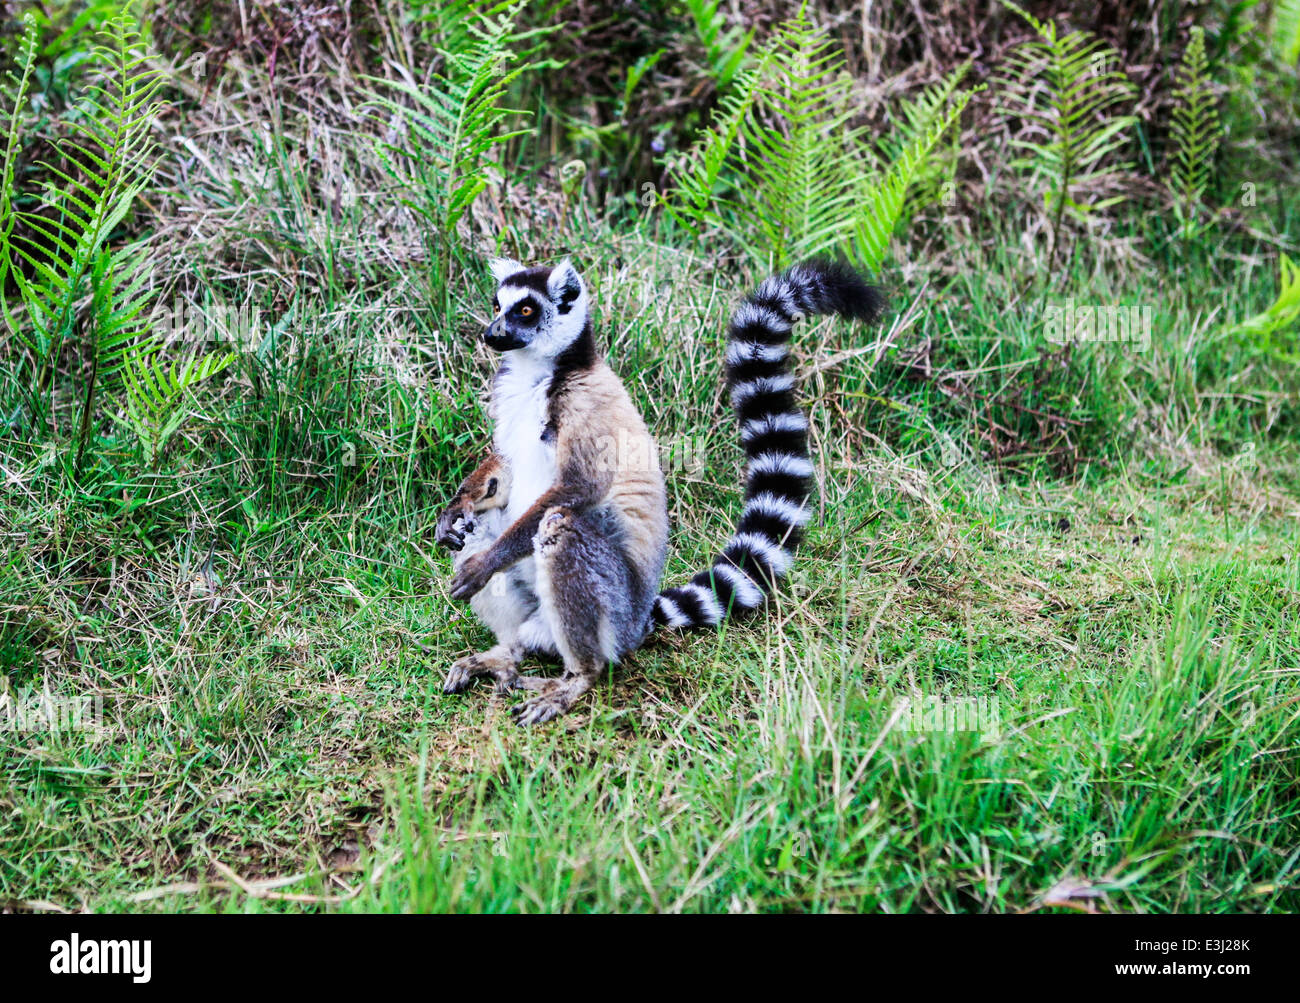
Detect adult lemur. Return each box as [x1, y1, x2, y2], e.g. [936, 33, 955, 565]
[435, 257, 881, 724]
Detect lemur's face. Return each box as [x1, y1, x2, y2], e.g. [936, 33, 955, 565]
[484, 258, 587, 358]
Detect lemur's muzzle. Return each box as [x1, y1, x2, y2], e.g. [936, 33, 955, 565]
[483, 317, 526, 352]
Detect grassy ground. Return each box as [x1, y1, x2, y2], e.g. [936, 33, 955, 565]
[2, 1, 1299, 913]
[3, 226, 1298, 912]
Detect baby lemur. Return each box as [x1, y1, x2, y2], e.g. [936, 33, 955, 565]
[435, 257, 882, 724]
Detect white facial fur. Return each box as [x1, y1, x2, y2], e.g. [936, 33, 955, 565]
[492, 258, 588, 361]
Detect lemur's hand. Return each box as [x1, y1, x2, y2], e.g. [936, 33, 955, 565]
[435, 501, 474, 552]
[449, 552, 493, 601]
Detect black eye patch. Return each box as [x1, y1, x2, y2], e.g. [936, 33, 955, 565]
[509, 297, 542, 325]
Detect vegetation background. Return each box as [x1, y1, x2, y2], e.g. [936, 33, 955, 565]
[0, 0, 1297, 912]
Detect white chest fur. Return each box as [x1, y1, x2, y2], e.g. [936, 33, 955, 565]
[492, 353, 557, 520]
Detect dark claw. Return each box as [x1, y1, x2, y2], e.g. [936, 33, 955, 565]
[435, 508, 473, 552]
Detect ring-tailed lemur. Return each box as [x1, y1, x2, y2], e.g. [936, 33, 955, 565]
[435, 257, 882, 724]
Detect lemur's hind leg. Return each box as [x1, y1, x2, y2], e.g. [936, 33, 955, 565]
[444, 507, 559, 694]
[444, 509, 528, 694]
[514, 505, 648, 726]
[443, 607, 559, 693]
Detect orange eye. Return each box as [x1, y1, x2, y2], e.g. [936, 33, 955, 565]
[520, 305, 533, 317]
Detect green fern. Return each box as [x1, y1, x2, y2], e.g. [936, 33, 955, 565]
[999, 1, 1137, 268]
[1168, 26, 1221, 232]
[683, 0, 754, 90]
[120, 342, 237, 469]
[369, 2, 545, 288]
[660, 56, 765, 235]
[874, 61, 973, 219]
[853, 83, 979, 274]
[665, 11, 975, 271]
[0, 11, 233, 471]
[736, 14, 864, 267]
[1275, 0, 1300, 64]
[75, 238, 156, 468]
[408, 0, 511, 55]
[3, 13, 163, 436]
[0, 13, 42, 370]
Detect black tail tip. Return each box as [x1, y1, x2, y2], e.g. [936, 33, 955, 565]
[796, 257, 885, 324]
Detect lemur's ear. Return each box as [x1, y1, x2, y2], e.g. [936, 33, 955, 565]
[488, 257, 523, 284]
[547, 259, 584, 314]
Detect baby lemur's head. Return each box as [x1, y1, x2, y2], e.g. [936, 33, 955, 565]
[483, 257, 588, 359]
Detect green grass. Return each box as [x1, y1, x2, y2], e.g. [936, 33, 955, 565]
[2, 0, 1299, 914]
[2, 226, 1298, 911]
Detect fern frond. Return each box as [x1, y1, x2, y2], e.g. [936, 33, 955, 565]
[120, 341, 237, 467]
[407, 0, 517, 60]
[1275, 0, 1300, 64]
[664, 10, 976, 271]
[733, 12, 865, 266]
[661, 56, 764, 234]
[853, 86, 980, 273]
[0, 12, 40, 352]
[874, 61, 973, 218]
[1169, 26, 1221, 225]
[368, 1, 547, 275]
[875, 61, 971, 167]
[8, 12, 162, 390]
[91, 238, 157, 377]
[684, 0, 754, 89]
[998, 1, 1136, 265]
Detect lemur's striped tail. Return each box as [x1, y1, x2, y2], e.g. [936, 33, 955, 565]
[651, 260, 883, 630]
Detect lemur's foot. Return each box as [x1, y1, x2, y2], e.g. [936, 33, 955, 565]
[535, 506, 573, 556]
[442, 655, 478, 693]
[511, 674, 593, 726]
[512, 689, 570, 726]
[443, 648, 520, 694]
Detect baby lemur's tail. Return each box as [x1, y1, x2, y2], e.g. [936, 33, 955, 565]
[651, 259, 883, 630]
